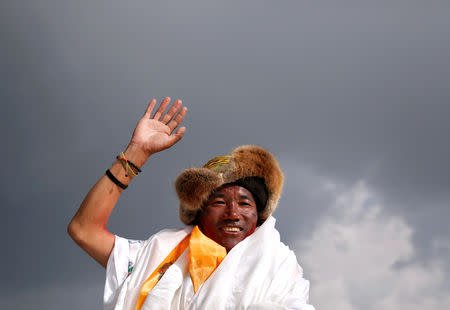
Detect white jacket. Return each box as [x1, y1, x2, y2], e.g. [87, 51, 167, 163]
[104, 216, 315, 310]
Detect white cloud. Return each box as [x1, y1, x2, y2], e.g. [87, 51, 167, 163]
[296, 179, 450, 310]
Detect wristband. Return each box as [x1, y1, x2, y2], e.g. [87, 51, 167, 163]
[105, 169, 128, 190]
[126, 158, 142, 173]
[117, 152, 141, 178]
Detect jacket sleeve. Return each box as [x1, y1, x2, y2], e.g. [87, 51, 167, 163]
[104, 236, 144, 310]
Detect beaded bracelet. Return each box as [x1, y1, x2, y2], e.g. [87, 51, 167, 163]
[117, 152, 142, 178]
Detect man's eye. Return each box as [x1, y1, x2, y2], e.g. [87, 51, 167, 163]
[212, 200, 225, 205]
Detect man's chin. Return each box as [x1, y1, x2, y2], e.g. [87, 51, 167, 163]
[217, 236, 246, 252]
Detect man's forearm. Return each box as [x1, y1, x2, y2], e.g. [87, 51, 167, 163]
[67, 144, 150, 268]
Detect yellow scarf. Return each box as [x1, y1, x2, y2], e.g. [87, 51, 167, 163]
[135, 226, 227, 310]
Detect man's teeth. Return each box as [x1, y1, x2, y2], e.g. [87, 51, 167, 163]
[222, 227, 240, 232]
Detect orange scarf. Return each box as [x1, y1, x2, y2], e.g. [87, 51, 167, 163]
[135, 226, 227, 310]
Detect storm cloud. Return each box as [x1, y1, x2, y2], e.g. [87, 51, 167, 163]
[1, 1, 449, 309]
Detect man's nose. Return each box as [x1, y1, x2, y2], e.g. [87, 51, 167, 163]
[223, 201, 240, 220]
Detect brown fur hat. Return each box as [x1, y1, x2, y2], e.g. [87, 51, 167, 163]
[175, 145, 284, 225]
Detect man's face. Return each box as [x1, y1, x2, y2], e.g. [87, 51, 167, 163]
[198, 184, 258, 252]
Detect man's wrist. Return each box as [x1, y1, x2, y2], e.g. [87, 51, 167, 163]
[123, 143, 151, 168]
[107, 144, 148, 188]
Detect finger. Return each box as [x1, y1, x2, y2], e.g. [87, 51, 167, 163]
[168, 106, 188, 133]
[174, 126, 186, 136]
[167, 126, 186, 146]
[167, 106, 187, 133]
[152, 97, 171, 120]
[160, 99, 182, 124]
[143, 99, 157, 118]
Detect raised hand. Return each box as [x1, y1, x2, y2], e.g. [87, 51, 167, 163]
[68, 97, 187, 268]
[128, 97, 187, 157]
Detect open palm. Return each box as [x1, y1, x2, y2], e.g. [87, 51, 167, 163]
[130, 97, 187, 156]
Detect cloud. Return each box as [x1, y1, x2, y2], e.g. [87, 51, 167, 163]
[296, 180, 450, 309]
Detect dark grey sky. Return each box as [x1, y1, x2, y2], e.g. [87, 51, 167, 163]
[2, 1, 450, 309]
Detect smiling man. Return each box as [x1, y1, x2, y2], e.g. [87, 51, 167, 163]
[198, 184, 258, 252]
[68, 98, 315, 310]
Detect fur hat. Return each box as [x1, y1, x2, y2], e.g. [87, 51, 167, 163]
[175, 145, 284, 225]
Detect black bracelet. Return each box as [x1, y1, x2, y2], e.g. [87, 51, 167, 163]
[105, 169, 128, 189]
[116, 156, 142, 173]
[127, 159, 142, 173]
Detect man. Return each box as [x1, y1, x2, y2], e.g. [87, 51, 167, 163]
[68, 98, 315, 310]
